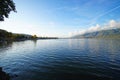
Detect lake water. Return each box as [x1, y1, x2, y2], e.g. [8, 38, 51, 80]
[0, 39, 120, 80]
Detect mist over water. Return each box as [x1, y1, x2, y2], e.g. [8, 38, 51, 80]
[0, 39, 120, 80]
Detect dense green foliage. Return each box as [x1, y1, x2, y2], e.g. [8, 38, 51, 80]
[0, 0, 16, 21]
[0, 29, 38, 41]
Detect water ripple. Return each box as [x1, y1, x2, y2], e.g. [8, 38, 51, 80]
[0, 39, 120, 80]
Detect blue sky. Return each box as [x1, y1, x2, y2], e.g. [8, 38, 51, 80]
[1, 0, 120, 37]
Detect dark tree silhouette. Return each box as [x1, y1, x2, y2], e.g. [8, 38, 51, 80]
[0, 0, 16, 21]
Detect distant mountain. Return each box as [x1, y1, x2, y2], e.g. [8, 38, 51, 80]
[72, 28, 120, 39]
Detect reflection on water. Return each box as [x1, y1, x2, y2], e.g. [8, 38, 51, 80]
[0, 41, 13, 57]
[0, 41, 13, 50]
[0, 39, 120, 80]
[31, 39, 37, 47]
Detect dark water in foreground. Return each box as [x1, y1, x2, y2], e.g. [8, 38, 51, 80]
[0, 39, 120, 80]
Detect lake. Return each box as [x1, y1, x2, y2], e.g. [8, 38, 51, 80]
[0, 39, 120, 80]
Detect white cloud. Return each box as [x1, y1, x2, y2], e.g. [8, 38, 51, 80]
[109, 20, 117, 27]
[103, 20, 120, 30]
[88, 24, 101, 32]
[70, 20, 120, 37]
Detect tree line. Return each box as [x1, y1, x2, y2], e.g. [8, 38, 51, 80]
[0, 29, 37, 41]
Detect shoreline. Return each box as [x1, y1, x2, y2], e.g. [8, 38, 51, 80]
[0, 67, 10, 80]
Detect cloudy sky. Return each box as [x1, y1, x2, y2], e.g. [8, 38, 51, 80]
[0, 0, 120, 37]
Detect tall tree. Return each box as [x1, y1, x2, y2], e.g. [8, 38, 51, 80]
[0, 0, 16, 21]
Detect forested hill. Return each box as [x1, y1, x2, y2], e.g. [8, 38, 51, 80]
[72, 28, 120, 39]
[0, 29, 37, 41]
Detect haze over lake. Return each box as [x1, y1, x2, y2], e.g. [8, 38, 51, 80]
[0, 39, 120, 80]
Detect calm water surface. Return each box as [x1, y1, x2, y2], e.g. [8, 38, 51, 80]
[0, 39, 120, 80]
